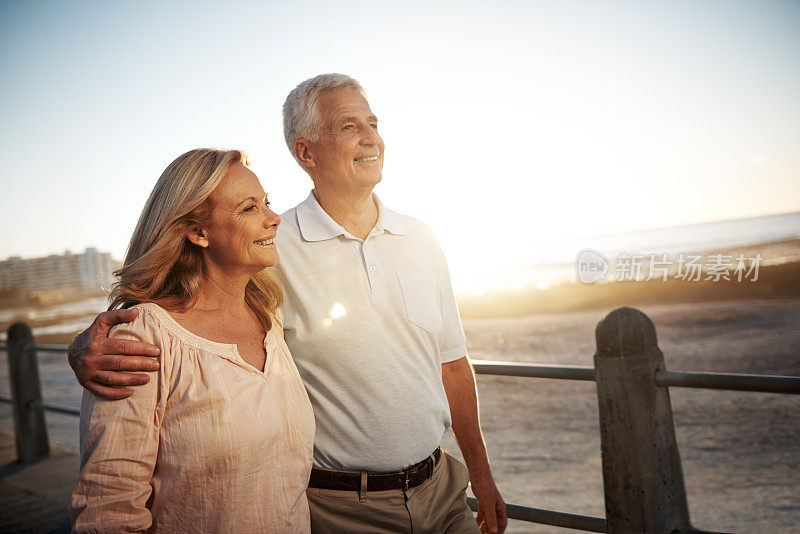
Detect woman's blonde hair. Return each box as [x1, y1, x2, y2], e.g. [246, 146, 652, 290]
[109, 148, 282, 329]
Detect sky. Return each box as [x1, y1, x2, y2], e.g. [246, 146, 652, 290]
[1, 0, 798, 285]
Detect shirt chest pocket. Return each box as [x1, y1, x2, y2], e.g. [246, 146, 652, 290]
[397, 268, 442, 335]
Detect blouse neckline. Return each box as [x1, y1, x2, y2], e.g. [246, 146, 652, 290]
[134, 302, 277, 374]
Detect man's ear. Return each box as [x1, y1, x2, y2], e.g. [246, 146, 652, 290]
[186, 226, 210, 248]
[293, 139, 316, 169]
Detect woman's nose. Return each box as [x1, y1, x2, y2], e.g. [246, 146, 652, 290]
[264, 209, 280, 229]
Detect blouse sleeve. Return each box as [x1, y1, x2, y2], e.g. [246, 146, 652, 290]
[71, 307, 168, 533]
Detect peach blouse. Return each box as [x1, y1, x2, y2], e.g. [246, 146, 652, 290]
[71, 302, 315, 533]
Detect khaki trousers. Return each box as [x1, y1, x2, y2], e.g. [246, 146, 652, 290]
[307, 452, 480, 534]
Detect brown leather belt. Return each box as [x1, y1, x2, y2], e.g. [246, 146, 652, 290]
[308, 448, 442, 492]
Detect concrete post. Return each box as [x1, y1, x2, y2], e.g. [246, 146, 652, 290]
[594, 307, 691, 533]
[7, 322, 49, 463]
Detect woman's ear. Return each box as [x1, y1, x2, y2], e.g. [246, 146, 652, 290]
[186, 226, 210, 248]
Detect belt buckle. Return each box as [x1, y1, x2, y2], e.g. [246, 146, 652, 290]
[404, 468, 410, 491]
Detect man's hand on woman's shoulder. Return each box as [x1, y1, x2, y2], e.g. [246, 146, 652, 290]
[67, 308, 161, 401]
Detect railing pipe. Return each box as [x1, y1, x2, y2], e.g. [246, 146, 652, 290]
[7, 322, 50, 463]
[594, 307, 692, 533]
[471, 360, 595, 381]
[29, 400, 81, 417]
[0, 343, 68, 353]
[30, 344, 70, 353]
[466, 497, 606, 532]
[656, 370, 800, 394]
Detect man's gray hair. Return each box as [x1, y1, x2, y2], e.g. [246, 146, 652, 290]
[282, 73, 366, 159]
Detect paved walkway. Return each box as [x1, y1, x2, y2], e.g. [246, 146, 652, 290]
[0, 432, 76, 533]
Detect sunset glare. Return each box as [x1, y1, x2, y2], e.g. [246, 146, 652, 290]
[1, 1, 798, 293]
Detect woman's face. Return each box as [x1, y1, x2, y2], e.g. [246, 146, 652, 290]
[200, 162, 280, 273]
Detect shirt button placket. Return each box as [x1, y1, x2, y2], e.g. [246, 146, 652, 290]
[363, 241, 378, 294]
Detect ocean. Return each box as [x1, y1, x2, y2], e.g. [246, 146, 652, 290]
[452, 210, 800, 293]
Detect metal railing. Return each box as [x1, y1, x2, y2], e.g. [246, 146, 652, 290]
[2, 307, 799, 533]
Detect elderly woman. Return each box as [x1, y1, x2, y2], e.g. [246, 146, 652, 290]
[70, 149, 315, 533]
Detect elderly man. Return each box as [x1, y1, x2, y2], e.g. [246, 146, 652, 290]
[68, 74, 506, 533]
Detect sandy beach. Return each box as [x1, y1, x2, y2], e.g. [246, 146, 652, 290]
[445, 297, 800, 533]
[2, 295, 798, 532]
[456, 238, 800, 321]
[2, 238, 799, 532]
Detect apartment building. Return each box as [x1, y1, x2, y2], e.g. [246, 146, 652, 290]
[0, 248, 117, 294]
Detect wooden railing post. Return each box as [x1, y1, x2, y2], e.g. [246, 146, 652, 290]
[7, 322, 49, 463]
[594, 307, 691, 533]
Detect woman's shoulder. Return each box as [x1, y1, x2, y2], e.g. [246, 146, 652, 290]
[263, 312, 284, 345]
[108, 302, 174, 342]
[270, 309, 283, 329]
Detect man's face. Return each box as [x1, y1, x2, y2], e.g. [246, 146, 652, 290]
[307, 87, 385, 192]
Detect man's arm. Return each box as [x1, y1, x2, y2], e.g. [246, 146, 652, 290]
[67, 308, 161, 400]
[442, 356, 507, 534]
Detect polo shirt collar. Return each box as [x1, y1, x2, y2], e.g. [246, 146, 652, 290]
[373, 194, 406, 237]
[296, 191, 406, 242]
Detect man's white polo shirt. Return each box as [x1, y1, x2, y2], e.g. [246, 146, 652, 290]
[274, 192, 467, 472]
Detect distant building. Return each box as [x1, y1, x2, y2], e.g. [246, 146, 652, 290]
[0, 248, 117, 295]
